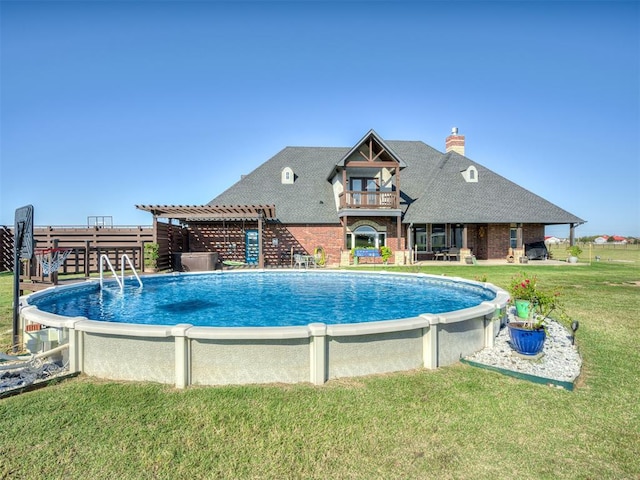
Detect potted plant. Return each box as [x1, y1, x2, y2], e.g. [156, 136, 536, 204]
[144, 242, 159, 272]
[506, 272, 565, 356]
[507, 271, 538, 319]
[380, 246, 392, 264]
[566, 245, 582, 263]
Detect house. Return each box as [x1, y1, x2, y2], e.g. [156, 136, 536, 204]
[137, 129, 584, 267]
[544, 236, 565, 245]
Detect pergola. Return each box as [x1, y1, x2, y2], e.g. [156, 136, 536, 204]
[136, 204, 277, 268]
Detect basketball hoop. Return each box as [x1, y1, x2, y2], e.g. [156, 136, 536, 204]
[35, 247, 73, 275]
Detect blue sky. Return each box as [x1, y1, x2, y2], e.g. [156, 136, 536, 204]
[1, 1, 638, 237]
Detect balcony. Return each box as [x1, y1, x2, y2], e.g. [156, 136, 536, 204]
[339, 190, 399, 209]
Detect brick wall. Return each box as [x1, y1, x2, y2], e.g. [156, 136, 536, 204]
[184, 222, 339, 267]
[484, 224, 545, 259]
[523, 224, 545, 245]
[285, 224, 343, 265]
[486, 224, 509, 259]
[463, 224, 545, 260]
[184, 220, 405, 267]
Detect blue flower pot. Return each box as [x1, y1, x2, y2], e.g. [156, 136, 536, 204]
[508, 322, 546, 356]
[514, 299, 531, 319]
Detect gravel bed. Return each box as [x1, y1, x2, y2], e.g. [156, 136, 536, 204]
[465, 311, 582, 384]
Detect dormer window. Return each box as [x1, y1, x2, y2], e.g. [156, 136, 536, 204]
[281, 167, 294, 184]
[461, 166, 478, 183]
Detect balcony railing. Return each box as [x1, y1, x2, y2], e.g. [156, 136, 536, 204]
[339, 191, 399, 209]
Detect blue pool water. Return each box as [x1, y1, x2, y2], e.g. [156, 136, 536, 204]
[30, 272, 495, 327]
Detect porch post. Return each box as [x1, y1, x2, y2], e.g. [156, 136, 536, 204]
[517, 223, 523, 249]
[258, 214, 264, 268]
[462, 225, 468, 249]
[396, 216, 402, 251]
[152, 215, 158, 243]
[342, 169, 347, 208]
[395, 166, 400, 209]
[569, 223, 575, 246]
[343, 216, 348, 247]
[407, 224, 413, 264]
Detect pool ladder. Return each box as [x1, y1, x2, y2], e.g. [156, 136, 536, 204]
[99, 254, 143, 291]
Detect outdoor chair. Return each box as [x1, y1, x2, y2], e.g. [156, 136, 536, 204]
[447, 247, 460, 261]
[434, 249, 447, 261]
[293, 254, 307, 269]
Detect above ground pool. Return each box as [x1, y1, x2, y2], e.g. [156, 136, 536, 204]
[29, 271, 496, 327]
[21, 270, 509, 388]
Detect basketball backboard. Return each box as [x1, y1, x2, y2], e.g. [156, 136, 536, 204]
[14, 204, 34, 260]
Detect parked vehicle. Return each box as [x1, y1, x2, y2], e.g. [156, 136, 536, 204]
[525, 241, 549, 260]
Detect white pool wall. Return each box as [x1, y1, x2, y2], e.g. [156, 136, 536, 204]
[20, 270, 509, 387]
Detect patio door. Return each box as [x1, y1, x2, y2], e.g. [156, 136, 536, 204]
[245, 230, 259, 264]
[351, 177, 377, 206]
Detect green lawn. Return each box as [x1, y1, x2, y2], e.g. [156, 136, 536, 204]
[1, 249, 639, 479]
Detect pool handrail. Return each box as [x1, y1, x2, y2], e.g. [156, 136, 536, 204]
[99, 254, 143, 291]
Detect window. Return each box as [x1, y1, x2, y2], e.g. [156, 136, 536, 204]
[451, 225, 463, 248]
[415, 225, 427, 252]
[431, 224, 446, 251]
[350, 177, 378, 206]
[347, 226, 385, 249]
[510, 227, 518, 248]
[461, 166, 478, 183]
[281, 167, 294, 184]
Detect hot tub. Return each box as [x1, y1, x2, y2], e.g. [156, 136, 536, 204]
[172, 252, 220, 272]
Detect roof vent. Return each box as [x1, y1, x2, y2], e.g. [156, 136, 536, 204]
[461, 165, 478, 183]
[281, 167, 294, 184]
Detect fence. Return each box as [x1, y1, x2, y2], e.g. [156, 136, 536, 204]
[0, 226, 11, 272]
[0, 225, 154, 273]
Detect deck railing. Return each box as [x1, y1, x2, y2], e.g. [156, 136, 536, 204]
[339, 190, 398, 209]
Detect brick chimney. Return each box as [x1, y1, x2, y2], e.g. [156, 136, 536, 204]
[445, 127, 465, 156]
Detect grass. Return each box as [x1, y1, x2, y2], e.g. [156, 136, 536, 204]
[1, 246, 639, 479]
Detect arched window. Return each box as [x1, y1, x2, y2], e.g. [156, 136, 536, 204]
[346, 225, 386, 249]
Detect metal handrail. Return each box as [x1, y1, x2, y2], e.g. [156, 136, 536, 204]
[121, 254, 143, 288]
[99, 254, 143, 291]
[100, 254, 122, 290]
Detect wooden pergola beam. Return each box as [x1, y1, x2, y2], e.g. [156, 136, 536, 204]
[136, 204, 276, 221]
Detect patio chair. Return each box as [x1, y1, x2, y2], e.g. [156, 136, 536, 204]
[447, 247, 460, 261]
[434, 249, 447, 261]
[293, 254, 307, 269]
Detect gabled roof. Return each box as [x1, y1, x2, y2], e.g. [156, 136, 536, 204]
[209, 131, 585, 226]
[333, 129, 407, 169]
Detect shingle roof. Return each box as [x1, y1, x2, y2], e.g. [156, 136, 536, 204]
[400, 149, 585, 224]
[209, 136, 585, 225]
[210, 147, 347, 224]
